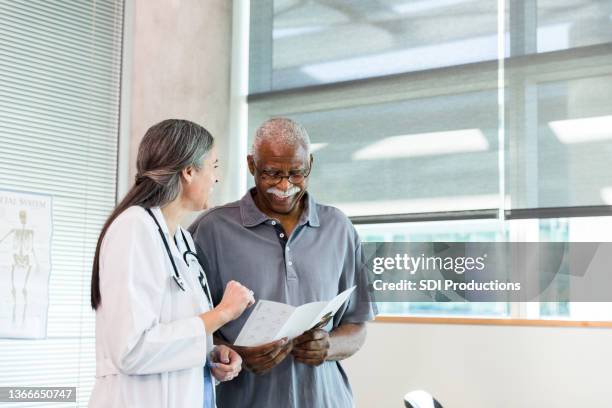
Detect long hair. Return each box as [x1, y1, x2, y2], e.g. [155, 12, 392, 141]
[90, 119, 214, 309]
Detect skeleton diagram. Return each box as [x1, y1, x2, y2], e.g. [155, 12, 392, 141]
[0, 210, 38, 325]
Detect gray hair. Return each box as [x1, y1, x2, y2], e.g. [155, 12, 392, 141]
[134, 119, 214, 206]
[251, 117, 310, 162]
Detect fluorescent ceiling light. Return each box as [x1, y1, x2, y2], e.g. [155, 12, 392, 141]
[273, 26, 324, 39]
[549, 115, 612, 144]
[392, 0, 471, 15]
[352, 129, 489, 160]
[300, 33, 505, 82]
[310, 142, 328, 153]
[537, 23, 570, 53]
[333, 194, 500, 217]
[600, 187, 612, 205]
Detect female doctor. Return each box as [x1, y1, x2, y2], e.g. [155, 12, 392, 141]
[89, 119, 254, 407]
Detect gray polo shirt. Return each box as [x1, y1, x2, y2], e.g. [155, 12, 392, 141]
[189, 188, 375, 408]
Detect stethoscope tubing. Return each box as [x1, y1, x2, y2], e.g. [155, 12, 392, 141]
[145, 208, 213, 308]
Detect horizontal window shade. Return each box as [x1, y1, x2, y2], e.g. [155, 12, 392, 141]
[249, 85, 500, 216]
[0, 79, 120, 110]
[507, 74, 612, 209]
[0, 122, 119, 149]
[1, 69, 119, 100]
[0, 176, 117, 201]
[3, 1, 122, 36]
[0, 56, 120, 91]
[0, 338, 96, 408]
[2, 8, 121, 44]
[0, 90, 120, 119]
[248, 1, 612, 217]
[0, 47, 121, 85]
[17, 0, 122, 20]
[0, 1, 123, 407]
[250, 0, 612, 93]
[250, 0, 500, 92]
[1, 23, 121, 57]
[0, 153, 116, 177]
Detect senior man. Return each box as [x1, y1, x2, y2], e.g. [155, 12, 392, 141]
[189, 117, 375, 408]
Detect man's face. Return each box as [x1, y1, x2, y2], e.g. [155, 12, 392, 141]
[248, 141, 312, 216]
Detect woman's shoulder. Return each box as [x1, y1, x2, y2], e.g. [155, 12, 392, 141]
[100, 206, 162, 257]
[107, 206, 155, 236]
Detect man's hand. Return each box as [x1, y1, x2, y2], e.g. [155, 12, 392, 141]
[291, 328, 330, 366]
[210, 345, 242, 382]
[232, 338, 292, 375]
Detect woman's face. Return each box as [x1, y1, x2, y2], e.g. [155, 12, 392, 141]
[184, 145, 219, 211]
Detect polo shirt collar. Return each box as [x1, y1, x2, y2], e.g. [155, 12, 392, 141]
[240, 187, 320, 228]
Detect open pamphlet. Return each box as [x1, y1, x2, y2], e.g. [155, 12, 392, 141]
[234, 286, 356, 347]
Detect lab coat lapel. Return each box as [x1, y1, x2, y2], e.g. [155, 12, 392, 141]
[150, 207, 185, 272]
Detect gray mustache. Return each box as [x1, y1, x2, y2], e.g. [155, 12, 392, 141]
[266, 186, 301, 197]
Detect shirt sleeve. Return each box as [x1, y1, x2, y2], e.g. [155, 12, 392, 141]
[98, 210, 208, 375]
[335, 226, 378, 326]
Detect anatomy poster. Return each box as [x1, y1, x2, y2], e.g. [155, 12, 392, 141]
[0, 190, 52, 339]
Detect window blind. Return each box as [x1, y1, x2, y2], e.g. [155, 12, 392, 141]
[0, 0, 124, 406]
[248, 0, 612, 216]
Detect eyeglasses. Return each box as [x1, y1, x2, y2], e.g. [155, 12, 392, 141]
[256, 166, 312, 185]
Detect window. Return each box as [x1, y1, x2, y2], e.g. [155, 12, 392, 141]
[356, 219, 509, 318]
[0, 1, 124, 406]
[245, 1, 612, 322]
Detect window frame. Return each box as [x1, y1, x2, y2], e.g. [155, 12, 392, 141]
[240, 0, 612, 326]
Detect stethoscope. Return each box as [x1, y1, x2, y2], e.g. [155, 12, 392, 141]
[145, 208, 213, 308]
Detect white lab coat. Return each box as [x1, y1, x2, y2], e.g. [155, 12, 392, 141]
[89, 206, 213, 408]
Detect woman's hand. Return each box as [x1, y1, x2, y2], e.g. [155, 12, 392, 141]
[199, 281, 255, 333]
[210, 345, 242, 382]
[216, 280, 256, 321]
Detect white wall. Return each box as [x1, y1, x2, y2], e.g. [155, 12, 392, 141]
[344, 322, 612, 408]
[126, 0, 234, 214]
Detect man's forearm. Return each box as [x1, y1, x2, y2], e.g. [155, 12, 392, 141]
[327, 323, 367, 361]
